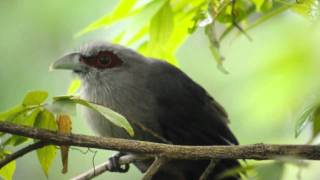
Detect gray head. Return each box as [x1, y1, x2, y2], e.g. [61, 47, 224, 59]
[51, 41, 160, 138]
[51, 41, 149, 82]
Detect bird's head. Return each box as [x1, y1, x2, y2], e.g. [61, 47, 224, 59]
[51, 41, 148, 82]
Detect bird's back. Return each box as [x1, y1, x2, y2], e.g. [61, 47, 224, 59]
[144, 60, 241, 179]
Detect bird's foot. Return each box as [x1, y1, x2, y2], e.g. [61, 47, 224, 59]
[108, 152, 130, 173]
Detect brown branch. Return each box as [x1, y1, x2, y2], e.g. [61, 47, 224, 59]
[0, 122, 320, 161]
[72, 154, 149, 180]
[0, 141, 48, 169]
[142, 155, 168, 180]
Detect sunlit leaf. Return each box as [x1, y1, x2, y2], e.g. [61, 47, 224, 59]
[0, 151, 16, 180]
[34, 109, 57, 177]
[36, 145, 56, 177]
[148, 1, 174, 58]
[0, 105, 24, 121]
[124, 0, 167, 42]
[256, 162, 284, 180]
[23, 91, 48, 106]
[292, 0, 320, 19]
[252, 0, 265, 11]
[75, 0, 138, 37]
[67, 79, 81, 95]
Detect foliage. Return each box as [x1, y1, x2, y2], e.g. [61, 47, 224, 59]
[77, 0, 319, 72]
[0, 0, 319, 179]
[0, 91, 134, 179]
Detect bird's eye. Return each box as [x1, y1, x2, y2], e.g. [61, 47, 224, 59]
[80, 51, 122, 69]
[98, 56, 110, 65]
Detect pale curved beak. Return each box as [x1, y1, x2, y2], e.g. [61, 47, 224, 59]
[50, 52, 86, 73]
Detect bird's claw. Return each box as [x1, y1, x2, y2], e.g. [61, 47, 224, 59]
[108, 153, 130, 173]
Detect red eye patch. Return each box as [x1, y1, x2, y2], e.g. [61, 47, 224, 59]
[80, 51, 122, 69]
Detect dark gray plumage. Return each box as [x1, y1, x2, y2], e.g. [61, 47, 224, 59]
[51, 41, 240, 180]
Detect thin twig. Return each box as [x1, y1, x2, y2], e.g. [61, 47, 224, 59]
[230, 0, 253, 41]
[199, 159, 218, 180]
[0, 141, 48, 168]
[142, 155, 168, 180]
[72, 154, 149, 180]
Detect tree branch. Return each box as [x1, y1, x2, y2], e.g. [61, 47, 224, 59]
[199, 159, 218, 180]
[72, 154, 149, 180]
[0, 122, 319, 161]
[142, 155, 168, 180]
[0, 141, 48, 168]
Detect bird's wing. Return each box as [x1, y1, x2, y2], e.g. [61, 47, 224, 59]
[146, 61, 238, 145]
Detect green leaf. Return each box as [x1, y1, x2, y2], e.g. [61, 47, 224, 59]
[23, 91, 48, 106]
[4, 109, 41, 146]
[48, 99, 77, 116]
[292, 0, 319, 19]
[75, 0, 138, 37]
[73, 98, 134, 137]
[312, 106, 320, 139]
[256, 162, 284, 180]
[67, 79, 81, 95]
[53, 96, 134, 136]
[34, 109, 57, 176]
[252, 0, 265, 11]
[34, 109, 58, 131]
[148, 1, 174, 58]
[295, 105, 317, 138]
[36, 145, 56, 177]
[123, 0, 168, 43]
[0, 151, 16, 180]
[0, 105, 25, 121]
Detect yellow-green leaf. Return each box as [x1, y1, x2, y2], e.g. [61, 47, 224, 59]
[23, 91, 48, 106]
[36, 145, 56, 177]
[34, 110, 57, 176]
[292, 0, 319, 19]
[67, 79, 81, 95]
[75, 0, 137, 37]
[0, 153, 16, 180]
[4, 109, 41, 146]
[34, 109, 58, 131]
[312, 107, 320, 140]
[0, 105, 24, 121]
[53, 96, 134, 136]
[74, 98, 134, 136]
[148, 0, 174, 59]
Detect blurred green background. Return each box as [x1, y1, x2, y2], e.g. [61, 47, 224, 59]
[0, 0, 320, 180]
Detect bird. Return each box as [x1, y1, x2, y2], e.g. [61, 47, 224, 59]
[51, 41, 241, 180]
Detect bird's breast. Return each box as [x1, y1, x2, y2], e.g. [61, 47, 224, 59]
[80, 81, 162, 140]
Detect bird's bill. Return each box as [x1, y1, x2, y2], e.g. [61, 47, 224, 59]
[50, 52, 85, 72]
